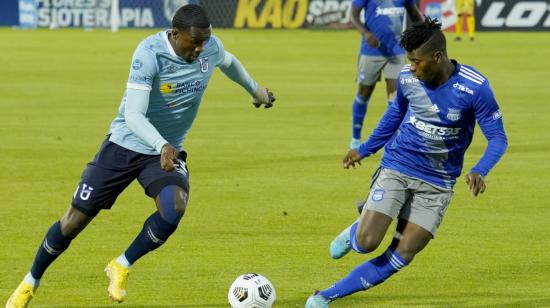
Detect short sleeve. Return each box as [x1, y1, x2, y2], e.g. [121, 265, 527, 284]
[127, 42, 157, 91]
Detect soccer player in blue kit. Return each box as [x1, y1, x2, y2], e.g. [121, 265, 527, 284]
[306, 18, 507, 307]
[6, 4, 275, 308]
[349, 0, 422, 149]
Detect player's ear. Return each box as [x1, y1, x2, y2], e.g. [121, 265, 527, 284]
[433, 50, 442, 63]
[172, 28, 179, 40]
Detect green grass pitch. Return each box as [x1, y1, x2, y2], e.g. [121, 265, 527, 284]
[0, 28, 549, 307]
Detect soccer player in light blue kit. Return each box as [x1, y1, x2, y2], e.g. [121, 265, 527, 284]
[349, 0, 422, 149]
[306, 18, 507, 307]
[6, 5, 275, 308]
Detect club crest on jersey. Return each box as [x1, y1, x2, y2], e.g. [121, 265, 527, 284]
[199, 57, 209, 73]
[446, 108, 462, 121]
[372, 189, 384, 202]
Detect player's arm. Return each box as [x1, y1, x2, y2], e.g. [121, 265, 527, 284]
[405, 0, 424, 23]
[125, 45, 177, 171]
[466, 81, 508, 197]
[218, 51, 275, 108]
[343, 85, 408, 169]
[124, 88, 177, 171]
[350, 1, 379, 48]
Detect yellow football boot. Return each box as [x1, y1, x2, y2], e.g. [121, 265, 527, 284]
[5, 282, 35, 308]
[104, 259, 130, 303]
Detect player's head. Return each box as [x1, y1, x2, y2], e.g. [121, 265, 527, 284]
[171, 4, 211, 63]
[400, 17, 448, 84]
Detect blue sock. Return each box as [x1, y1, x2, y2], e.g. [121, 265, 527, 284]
[319, 248, 408, 301]
[349, 222, 370, 254]
[30, 221, 73, 279]
[352, 95, 369, 139]
[124, 211, 178, 265]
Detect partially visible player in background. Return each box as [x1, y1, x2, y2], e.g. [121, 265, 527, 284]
[455, 0, 475, 41]
[6, 4, 275, 308]
[306, 18, 507, 307]
[348, 0, 422, 149]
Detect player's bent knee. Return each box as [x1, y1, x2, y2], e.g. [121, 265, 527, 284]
[157, 185, 187, 225]
[355, 232, 382, 252]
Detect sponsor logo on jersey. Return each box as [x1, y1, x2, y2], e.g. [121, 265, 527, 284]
[160, 80, 206, 95]
[376, 6, 404, 17]
[408, 116, 461, 139]
[453, 82, 474, 95]
[446, 108, 462, 121]
[132, 59, 143, 70]
[401, 76, 419, 84]
[199, 57, 209, 73]
[492, 109, 502, 120]
[160, 83, 174, 94]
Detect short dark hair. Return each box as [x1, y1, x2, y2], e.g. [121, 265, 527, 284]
[172, 4, 210, 29]
[400, 17, 446, 53]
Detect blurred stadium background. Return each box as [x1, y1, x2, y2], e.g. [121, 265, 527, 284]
[1, 0, 549, 307]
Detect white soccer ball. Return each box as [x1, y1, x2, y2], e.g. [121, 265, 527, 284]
[228, 273, 276, 308]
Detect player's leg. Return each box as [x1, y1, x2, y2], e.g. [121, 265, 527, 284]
[105, 152, 190, 302]
[330, 167, 407, 259]
[6, 139, 136, 308]
[466, 0, 475, 41]
[383, 54, 405, 106]
[350, 56, 385, 149]
[455, 0, 464, 40]
[309, 169, 410, 306]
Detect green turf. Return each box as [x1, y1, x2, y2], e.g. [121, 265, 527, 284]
[0, 28, 549, 307]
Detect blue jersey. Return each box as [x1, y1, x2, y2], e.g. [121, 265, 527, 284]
[109, 30, 225, 155]
[358, 61, 507, 188]
[352, 0, 415, 57]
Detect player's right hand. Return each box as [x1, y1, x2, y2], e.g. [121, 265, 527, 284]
[252, 86, 275, 108]
[160, 143, 179, 172]
[364, 32, 380, 48]
[343, 149, 362, 169]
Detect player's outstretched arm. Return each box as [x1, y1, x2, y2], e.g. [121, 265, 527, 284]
[218, 51, 275, 109]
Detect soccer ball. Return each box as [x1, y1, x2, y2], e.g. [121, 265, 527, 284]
[228, 273, 276, 308]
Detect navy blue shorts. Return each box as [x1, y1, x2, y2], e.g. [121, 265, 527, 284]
[71, 138, 189, 217]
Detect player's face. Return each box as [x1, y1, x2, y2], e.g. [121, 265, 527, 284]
[172, 26, 211, 63]
[406, 48, 443, 84]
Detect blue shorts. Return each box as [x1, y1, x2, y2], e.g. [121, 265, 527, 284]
[71, 138, 190, 217]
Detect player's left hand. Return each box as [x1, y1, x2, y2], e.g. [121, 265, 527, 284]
[465, 172, 486, 197]
[160, 143, 179, 172]
[343, 149, 362, 169]
[252, 86, 275, 108]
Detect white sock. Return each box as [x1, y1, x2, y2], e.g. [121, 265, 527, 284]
[116, 254, 131, 268]
[23, 272, 40, 289]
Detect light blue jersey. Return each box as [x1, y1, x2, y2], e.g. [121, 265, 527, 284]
[352, 0, 416, 57]
[109, 30, 225, 155]
[358, 61, 508, 188]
